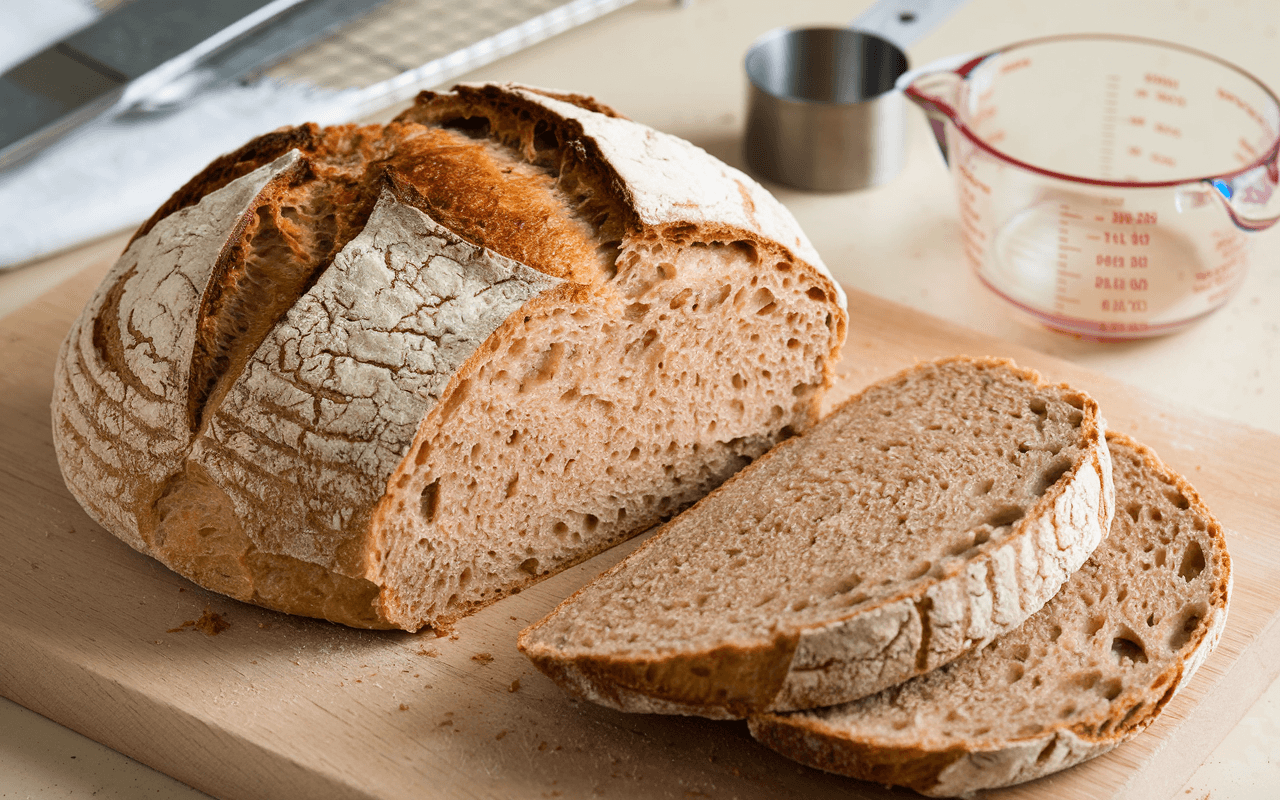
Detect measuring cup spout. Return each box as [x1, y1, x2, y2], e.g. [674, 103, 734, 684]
[898, 53, 981, 165]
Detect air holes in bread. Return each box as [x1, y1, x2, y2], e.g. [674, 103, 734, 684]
[519, 558, 540, 576]
[1169, 604, 1207, 651]
[1099, 678, 1124, 701]
[531, 120, 558, 156]
[807, 287, 827, 302]
[986, 505, 1025, 529]
[754, 288, 776, 314]
[1179, 541, 1206, 582]
[1032, 457, 1073, 496]
[1166, 490, 1191, 510]
[1110, 631, 1148, 665]
[441, 115, 492, 139]
[420, 479, 441, 522]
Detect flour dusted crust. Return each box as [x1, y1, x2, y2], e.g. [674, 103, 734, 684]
[519, 358, 1114, 717]
[53, 150, 307, 550]
[749, 433, 1230, 796]
[52, 83, 848, 630]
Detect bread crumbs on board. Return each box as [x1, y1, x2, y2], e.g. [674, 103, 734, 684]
[472, 652, 494, 665]
[167, 606, 230, 635]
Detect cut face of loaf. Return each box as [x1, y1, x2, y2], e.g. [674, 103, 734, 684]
[518, 357, 1115, 718]
[51, 83, 847, 631]
[749, 432, 1231, 797]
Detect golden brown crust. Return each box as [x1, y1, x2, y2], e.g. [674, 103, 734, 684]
[748, 716, 967, 793]
[528, 632, 801, 719]
[58, 82, 847, 632]
[131, 124, 327, 245]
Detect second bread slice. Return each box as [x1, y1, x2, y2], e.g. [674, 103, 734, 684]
[748, 432, 1231, 796]
[518, 357, 1115, 717]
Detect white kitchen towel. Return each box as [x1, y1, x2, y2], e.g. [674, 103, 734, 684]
[0, 0, 359, 269]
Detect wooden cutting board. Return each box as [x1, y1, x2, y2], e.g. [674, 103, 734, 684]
[3, 243, 1279, 800]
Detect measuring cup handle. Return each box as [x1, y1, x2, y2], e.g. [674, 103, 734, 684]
[1214, 150, 1280, 232]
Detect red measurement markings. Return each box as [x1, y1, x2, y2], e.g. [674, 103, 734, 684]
[1144, 72, 1179, 89]
[1155, 91, 1187, 106]
[1103, 231, 1151, 245]
[1150, 152, 1176, 167]
[1217, 87, 1269, 129]
[1094, 276, 1148, 290]
[1153, 122, 1182, 138]
[957, 164, 991, 195]
[1111, 211, 1157, 225]
[1128, 116, 1146, 126]
[1101, 299, 1149, 312]
[1000, 57, 1031, 74]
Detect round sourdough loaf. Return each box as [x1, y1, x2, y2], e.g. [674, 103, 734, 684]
[51, 83, 847, 631]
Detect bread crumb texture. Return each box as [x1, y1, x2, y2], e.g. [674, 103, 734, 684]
[51, 83, 847, 631]
[749, 432, 1231, 796]
[519, 357, 1114, 718]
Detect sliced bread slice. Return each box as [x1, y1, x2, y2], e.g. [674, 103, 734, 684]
[518, 357, 1115, 718]
[748, 432, 1231, 797]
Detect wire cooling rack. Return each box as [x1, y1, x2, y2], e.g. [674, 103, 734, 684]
[265, 0, 642, 113]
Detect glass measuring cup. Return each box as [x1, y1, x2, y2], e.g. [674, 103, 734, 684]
[902, 34, 1280, 339]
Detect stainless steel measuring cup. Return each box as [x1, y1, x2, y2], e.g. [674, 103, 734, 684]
[743, 0, 968, 191]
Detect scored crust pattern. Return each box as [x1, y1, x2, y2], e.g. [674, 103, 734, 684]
[52, 83, 848, 630]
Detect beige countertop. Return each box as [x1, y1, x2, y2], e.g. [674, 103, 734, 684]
[1, 0, 1276, 797]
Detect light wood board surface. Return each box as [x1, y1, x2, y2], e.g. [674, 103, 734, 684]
[1, 246, 1278, 800]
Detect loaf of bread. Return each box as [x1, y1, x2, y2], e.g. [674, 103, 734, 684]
[51, 83, 847, 631]
[749, 432, 1230, 796]
[519, 358, 1115, 717]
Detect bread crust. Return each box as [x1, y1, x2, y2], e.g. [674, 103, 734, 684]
[53, 83, 848, 631]
[747, 432, 1231, 796]
[519, 356, 1115, 716]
